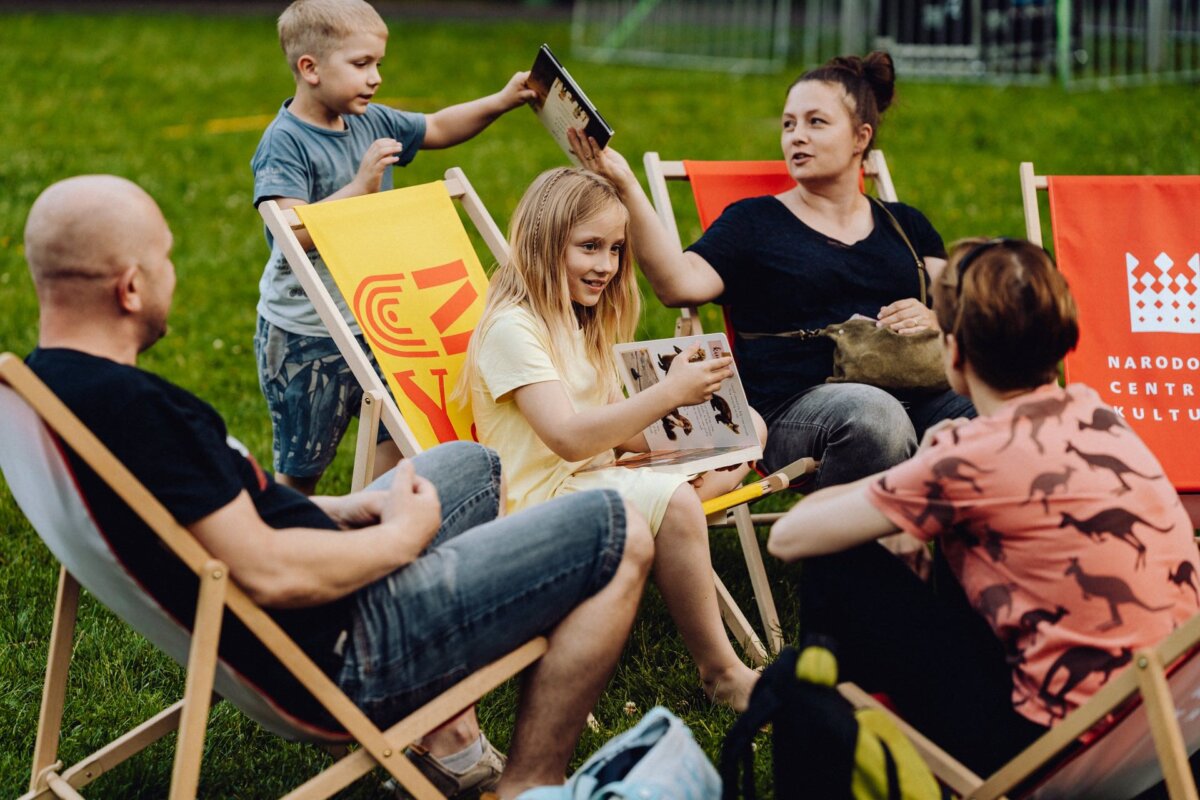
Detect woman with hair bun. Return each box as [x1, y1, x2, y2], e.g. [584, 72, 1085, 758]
[767, 239, 1199, 774]
[572, 51, 973, 492]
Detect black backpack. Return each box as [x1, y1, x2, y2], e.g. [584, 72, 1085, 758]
[720, 638, 950, 800]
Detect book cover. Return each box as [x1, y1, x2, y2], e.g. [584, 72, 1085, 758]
[527, 44, 613, 166]
[600, 332, 762, 475]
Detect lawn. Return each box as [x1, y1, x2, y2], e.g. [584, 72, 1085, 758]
[0, 7, 1197, 798]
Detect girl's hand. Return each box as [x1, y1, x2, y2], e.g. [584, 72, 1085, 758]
[662, 343, 733, 407]
[354, 138, 403, 194]
[567, 128, 636, 191]
[877, 298, 938, 335]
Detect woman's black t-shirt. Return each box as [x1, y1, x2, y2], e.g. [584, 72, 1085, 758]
[687, 196, 945, 416]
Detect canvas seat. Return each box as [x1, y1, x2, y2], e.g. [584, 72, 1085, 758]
[258, 167, 779, 664]
[0, 353, 546, 800]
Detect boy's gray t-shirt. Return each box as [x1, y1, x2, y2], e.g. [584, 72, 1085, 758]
[252, 100, 426, 336]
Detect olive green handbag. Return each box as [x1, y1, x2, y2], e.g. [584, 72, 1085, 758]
[742, 197, 949, 393]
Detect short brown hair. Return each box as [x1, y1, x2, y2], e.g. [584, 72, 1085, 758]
[934, 238, 1079, 391]
[277, 0, 387, 75]
[789, 51, 895, 154]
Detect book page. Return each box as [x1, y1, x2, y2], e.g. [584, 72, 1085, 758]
[613, 333, 761, 458]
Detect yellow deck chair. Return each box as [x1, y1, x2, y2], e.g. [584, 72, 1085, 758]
[259, 168, 777, 664]
[0, 354, 545, 800]
[1020, 163, 1200, 528]
[640, 151, 901, 653]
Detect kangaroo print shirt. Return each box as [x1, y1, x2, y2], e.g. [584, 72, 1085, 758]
[867, 383, 1198, 727]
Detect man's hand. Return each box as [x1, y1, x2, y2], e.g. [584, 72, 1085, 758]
[877, 297, 939, 335]
[661, 343, 733, 407]
[381, 460, 442, 554]
[499, 70, 537, 111]
[353, 138, 404, 194]
[313, 490, 385, 530]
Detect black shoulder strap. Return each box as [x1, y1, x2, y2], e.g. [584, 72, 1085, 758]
[720, 648, 801, 800]
[720, 685, 779, 800]
[868, 196, 928, 306]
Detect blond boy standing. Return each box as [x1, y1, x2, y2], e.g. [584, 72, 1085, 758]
[252, 0, 534, 496]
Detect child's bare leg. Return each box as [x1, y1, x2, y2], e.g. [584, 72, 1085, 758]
[653, 485, 759, 711]
[371, 439, 402, 480]
[278, 471, 321, 495]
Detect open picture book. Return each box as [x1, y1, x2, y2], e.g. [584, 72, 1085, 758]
[596, 332, 762, 475]
[526, 43, 613, 166]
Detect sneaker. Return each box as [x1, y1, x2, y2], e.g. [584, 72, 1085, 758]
[388, 736, 505, 800]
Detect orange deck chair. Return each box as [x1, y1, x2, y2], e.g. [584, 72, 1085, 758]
[1020, 163, 1200, 528]
[641, 151, 905, 652]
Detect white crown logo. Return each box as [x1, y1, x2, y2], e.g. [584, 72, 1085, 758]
[1126, 251, 1200, 334]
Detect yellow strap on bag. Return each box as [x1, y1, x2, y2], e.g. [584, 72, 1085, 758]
[852, 708, 943, 800]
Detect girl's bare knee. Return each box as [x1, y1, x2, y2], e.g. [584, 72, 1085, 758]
[661, 485, 708, 540]
[620, 500, 655, 569]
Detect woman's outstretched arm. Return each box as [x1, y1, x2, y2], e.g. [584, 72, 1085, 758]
[569, 129, 725, 308]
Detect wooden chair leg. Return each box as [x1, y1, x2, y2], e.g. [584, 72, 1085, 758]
[282, 638, 547, 800]
[731, 503, 784, 654]
[30, 567, 80, 794]
[1135, 648, 1200, 800]
[714, 571, 768, 666]
[351, 390, 384, 493]
[41, 703, 184, 797]
[169, 560, 228, 800]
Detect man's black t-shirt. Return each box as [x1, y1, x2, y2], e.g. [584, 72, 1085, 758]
[26, 348, 353, 729]
[687, 197, 946, 416]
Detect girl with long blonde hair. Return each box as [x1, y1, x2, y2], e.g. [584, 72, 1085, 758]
[460, 167, 760, 709]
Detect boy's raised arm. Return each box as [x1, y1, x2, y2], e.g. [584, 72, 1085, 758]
[422, 71, 536, 149]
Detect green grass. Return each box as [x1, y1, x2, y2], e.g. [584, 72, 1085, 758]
[0, 8, 1197, 798]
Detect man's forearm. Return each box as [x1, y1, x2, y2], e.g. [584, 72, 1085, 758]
[249, 522, 422, 608]
[189, 493, 434, 609]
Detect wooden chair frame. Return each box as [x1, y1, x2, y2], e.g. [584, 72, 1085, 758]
[843, 610, 1200, 799]
[639, 150, 899, 655]
[260, 168, 778, 664]
[1019, 161, 1200, 527]
[1, 354, 547, 800]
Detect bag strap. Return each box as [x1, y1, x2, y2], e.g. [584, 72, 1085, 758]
[867, 195, 928, 306]
[720, 687, 778, 800]
[882, 739, 902, 800]
[739, 197, 928, 342]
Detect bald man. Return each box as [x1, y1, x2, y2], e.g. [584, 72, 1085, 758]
[23, 175, 653, 799]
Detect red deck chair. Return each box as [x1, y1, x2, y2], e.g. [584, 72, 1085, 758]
[1020, 163, 1200, 528]
[641, 151, 927, 651]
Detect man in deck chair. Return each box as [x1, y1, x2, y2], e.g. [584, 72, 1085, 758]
[21, 174, 653, 799]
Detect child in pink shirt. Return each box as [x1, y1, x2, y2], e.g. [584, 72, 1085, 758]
[768, 238, 1198, 775]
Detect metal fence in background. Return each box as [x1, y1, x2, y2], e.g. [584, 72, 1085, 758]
[571, 0, 1200, 87]
[570, 0, 792, 73]
[873, 0, 1200, 87]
